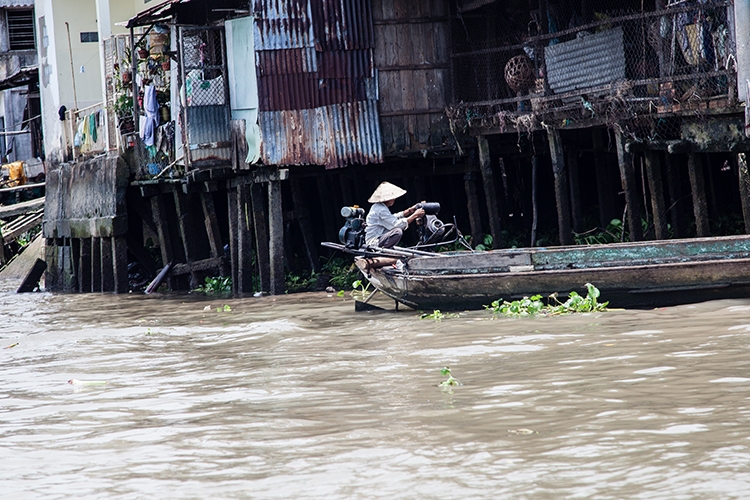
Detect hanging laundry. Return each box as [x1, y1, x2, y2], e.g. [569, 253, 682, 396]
[89, 113, 97, 143]
[139, 84, 159, 147]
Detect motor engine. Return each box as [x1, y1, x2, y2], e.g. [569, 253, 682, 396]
[338, 206, 366, 249]
[414, 202, 449, 246]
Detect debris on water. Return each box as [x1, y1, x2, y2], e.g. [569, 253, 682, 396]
[508, 428, 537, 435]
[4, 343, 18, 349]
[203, 305, 212, 311]
[68, 379, 107, 386]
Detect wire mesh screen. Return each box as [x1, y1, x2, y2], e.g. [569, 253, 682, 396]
[182, 28, 227, 107]
[449, 0, 736, 141]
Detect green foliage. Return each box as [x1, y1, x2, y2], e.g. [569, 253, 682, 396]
[216, 304, 232, 313]
[439, 367, 461, 387]
[321, 256, 360, 290]
[285, 271, 317, 293]
[420, 309, 459, 321]
[574, 219, 624, 245]
[193, 276, 232, 295]
[474, 234, 494, 251]
[485, 283, 608, 317]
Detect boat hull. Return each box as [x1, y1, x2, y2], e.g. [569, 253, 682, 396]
[354, 235, 750, 310]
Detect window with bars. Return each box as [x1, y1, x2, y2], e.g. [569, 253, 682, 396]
[7, 9, 35, 50]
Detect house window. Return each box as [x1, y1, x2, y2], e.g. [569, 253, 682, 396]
[80, 32, 98, 43]
[7, 9, 35, 50]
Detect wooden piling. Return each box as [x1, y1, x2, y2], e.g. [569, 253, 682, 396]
[237, 184, 254, 294]
[644, 151, 668, 240]
[78, 237, 92, 293]
[738, 153, 750, 233]
[150, 194, 176, 290]
[172, 190, 200, 289]
[268, 179, 285, 295]
[200, 190, 227, 275]
[687, 153, 710, 237]
[477, 135, 503, 247]
[101, 236, 114, 292]
[463, 171, 483, 247]
[251, 182, 271, 293]
[316, 175, 338, 243]
[290, 177, 319, 272]
[113, 236, 128, 293]
[547, 128, 573, 245]
[665, 154, 684, 238]
[615, 130, 643, 241]
[91, 237, 102, 292]
[567, 150, 583, 233]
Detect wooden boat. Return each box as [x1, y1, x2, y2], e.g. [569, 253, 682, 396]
[339, 235, 750, 310]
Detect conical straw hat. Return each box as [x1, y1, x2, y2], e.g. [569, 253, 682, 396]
[368, 181, 407, 203]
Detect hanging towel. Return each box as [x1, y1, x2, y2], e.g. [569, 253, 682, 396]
[89, 113, 97, 143]
[139, 85, 159, 147]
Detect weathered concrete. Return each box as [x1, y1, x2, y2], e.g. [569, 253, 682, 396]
[43, 153, 129, 239]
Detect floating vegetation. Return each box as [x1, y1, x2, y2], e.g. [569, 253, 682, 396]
[420, 309, 459, 321]
[216, 304, 232, 313]
[439, 367, 461, 387]
[485, 283, 608, 317]
[193, 276, 232, 295]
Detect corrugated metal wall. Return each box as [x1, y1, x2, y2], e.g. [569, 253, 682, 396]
[545, 27, 626, 95]
[254, 0, 383, 168]
[372, 0, 452, 154]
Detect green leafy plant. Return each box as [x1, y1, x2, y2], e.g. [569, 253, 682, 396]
[321, 257, 360, 290]
[485, 283, 608, 317]
[216, 304, 232, 313]
[420, 309, 458, 321]
[439, 367, 461, 387]
[285, 271, 317, 293]
[193, 276, 232, 294]
[475, 234, 494, 251]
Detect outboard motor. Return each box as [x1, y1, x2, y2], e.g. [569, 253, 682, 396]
[338, 206, 366, 249]
[414, 202, 450, 246]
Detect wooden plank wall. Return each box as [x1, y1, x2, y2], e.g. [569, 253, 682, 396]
[372, 0, 452, 154]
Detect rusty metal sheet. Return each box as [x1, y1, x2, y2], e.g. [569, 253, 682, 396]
[258, 100, 383, 168]
[253, 0, 381, 167]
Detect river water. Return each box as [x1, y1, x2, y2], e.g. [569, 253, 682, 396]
[2, 285, 750, 499]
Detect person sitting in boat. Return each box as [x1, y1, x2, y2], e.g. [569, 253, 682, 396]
[365, 181, 425, 248]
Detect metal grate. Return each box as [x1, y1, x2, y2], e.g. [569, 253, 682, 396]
[7, 9, 35, 50]
[182, 29, 227, 107]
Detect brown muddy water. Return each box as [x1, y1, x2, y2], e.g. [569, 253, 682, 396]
[2, 285, 750, 499]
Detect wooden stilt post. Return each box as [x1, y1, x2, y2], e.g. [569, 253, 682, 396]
[593, 129, 615, 228]
[567, 149, 583, 233]
[665, 154, 683, 238]
[688, 153, 710, 237]
[71, 238, 80, 291]
[477, 135, 502, 248]
[227, 185, 240, 294]
[268, 179, 285, 294]
[173, 189, 200, 289]
[101, 236, 114, 292]
[44, 239, 59, 291]
[251, 182, 271, 293]
[644, 151, 668, 240]
[79, 237, 92, 293]
[290, 177, 319, 272]
[200, 190, 227, 274]
[91, 237, 102, 292]
[531, 156, 539, 246]
[463, 171, 483, 247]
[547, 127, 573, 245]
[150, 194, 176, 289]
[113, 236, 128, 293]
[738, 153, 750, 234]
[237, 184, 254, 294]
[615, 130, 643, 241]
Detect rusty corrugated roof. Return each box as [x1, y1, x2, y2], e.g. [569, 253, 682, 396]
[253, 0, 382, 168]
